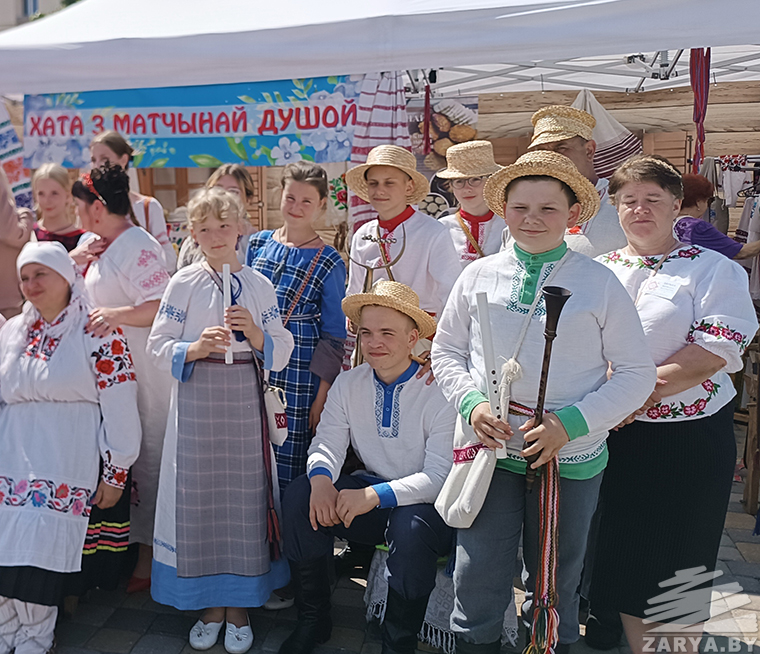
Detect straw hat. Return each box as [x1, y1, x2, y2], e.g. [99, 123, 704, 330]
[342, 280, 437, 340]
[345, 145, 430, 205]
[483, 151, 600, 224]
[436, 140, 502, 179]
[529, 105, 596, 149]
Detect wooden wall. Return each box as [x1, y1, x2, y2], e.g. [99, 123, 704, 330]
[479, 81, 760, 169]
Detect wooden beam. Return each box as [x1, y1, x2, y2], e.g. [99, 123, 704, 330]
[705, 132, 760, 155]
[477, 102, 760, 139]
[477, 81, 760, 115]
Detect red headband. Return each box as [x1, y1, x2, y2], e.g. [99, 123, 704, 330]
[81, 173, 108, 206]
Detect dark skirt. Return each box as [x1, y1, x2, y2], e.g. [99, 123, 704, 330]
[0, 566, 68, 607]
[589, 402, 736, 621]
[64, 468, 132, 597]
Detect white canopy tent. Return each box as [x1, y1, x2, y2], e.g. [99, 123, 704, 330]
[1, 0, 760, 95]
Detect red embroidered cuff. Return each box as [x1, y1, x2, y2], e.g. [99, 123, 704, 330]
[102, 461, 129, 489]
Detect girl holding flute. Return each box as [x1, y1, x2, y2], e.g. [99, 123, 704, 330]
[147, 187, 293, 653]
[430, 151, 656, 654]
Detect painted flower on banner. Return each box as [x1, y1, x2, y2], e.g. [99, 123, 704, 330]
[271, 137, 302, 165]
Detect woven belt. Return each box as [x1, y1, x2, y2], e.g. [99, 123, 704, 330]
[508, 401, 549, 417]
[204, 352, 254, 365]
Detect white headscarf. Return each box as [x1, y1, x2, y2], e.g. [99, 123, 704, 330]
[2, 242, 90, 375]
[16, 241, 76, 285]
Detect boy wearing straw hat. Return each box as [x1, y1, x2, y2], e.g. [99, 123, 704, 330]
[437, 140, 504, 269]
[279, 280, 456, 654]
[431, 151, 655, 653]
[503, 105, 626, 258]
[344, 145, 460, 319]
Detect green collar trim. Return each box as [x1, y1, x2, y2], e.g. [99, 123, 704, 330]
[513, 242, 567, 264]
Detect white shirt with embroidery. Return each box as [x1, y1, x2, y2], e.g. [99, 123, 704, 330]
[0, 310, 140, 572]
[347, 209, 461, 317]
[598, 244, 759, 421]
[147, 262, 294, 373]
[306, 363, 456, 506]
[431, 248, 656, 471]
[438, 212, 505, 270]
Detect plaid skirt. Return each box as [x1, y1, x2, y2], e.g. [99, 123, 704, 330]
[175, 353, 270, 579]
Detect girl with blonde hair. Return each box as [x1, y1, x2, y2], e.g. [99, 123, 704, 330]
[148, 186, 293, 653]
[31, 163, 84, 252]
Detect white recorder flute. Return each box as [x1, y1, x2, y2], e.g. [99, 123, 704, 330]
[222, 264, 233, 365]
[475, 292, 506, 459]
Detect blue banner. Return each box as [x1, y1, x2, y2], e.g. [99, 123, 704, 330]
[24, 75, 363, 169]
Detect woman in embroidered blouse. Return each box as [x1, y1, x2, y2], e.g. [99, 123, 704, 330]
[0, 242, 140, 654]
[589, 155, 759, 654]
[246, 161, 347, 492]
[31, 164, 84, 252]
[71, 164, 173, 594]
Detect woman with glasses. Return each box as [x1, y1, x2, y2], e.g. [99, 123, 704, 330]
[676, 173, 760, 260]
[437, 141, 504, 269]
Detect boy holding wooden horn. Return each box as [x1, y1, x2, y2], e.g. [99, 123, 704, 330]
[431, 151, 656, 653]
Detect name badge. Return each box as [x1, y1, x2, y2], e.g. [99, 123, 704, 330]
[642, 276, 682, 300]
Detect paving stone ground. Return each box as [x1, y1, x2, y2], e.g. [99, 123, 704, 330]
[54, 423, 760, 654]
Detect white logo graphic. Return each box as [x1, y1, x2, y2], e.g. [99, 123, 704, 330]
[637, 566, 757, 652]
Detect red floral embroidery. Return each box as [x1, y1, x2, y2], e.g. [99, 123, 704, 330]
[24, 314, 66, 360]
[102, 456, 128, 489]
[0, 475, 92, 517]
[91, 328, 136, 390]
[646, 378, 721, 420]
[687, 319, 749, 351]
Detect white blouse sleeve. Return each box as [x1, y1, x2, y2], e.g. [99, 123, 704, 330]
[140, 197, 176, 273]
[430, 272, 479, 412]
[571, 272, 658, 434]
[429, 225, 464, 315]
[146, 272, 194, 381]
[687, 257, 759, 373]
[306, 373, 351, 481]
[89, 328, 142, 489]
[116, 237, 171, 305]
[253, 272, 294, 372]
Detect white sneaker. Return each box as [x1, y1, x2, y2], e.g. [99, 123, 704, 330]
[188, 619, 224, 650]
[224, 620, 254, 654]
[263, 591, 295, 611]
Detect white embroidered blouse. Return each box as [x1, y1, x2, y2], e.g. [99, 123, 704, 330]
[597, 244, 759, 422]
[147, 263, 294, 377]
[0, 305, 141, 572]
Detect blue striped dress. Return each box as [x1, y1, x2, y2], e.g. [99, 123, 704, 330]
[246, 231, 347, 490]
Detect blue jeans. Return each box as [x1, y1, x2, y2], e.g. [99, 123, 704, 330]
[282, 473, 453, 600]
[451, 468, 602, 645]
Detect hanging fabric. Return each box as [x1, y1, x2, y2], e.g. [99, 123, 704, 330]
[690, 47, 711, 174]
[347, 72, 411, 234]
[571, 89, 641, 179]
